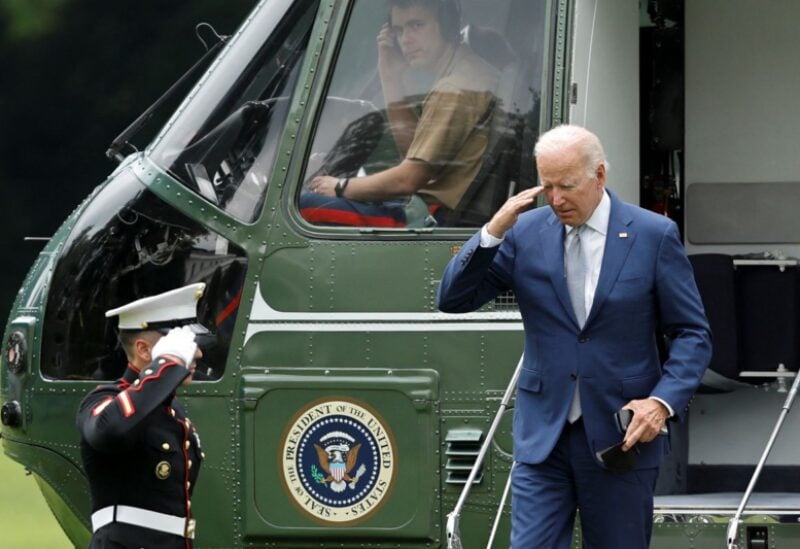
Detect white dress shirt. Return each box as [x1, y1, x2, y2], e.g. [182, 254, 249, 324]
[479, 190, 674, 417]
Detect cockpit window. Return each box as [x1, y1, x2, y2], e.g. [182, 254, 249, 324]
[150, 0, 320, 223]
[41, 170, 246, 381]
[298, 0, 546, 229]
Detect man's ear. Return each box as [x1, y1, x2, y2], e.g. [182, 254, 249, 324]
[133, 337, 153, 364]
[596, 163, 606, 187]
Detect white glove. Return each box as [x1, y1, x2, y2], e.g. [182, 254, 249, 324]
[151, 326, 198, 368]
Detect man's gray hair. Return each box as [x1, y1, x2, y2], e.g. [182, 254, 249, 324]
[534, 124, 608, 177]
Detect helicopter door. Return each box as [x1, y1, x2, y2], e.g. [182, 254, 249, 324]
[244, 0, 550, 544]
[242, 369, 440, 541]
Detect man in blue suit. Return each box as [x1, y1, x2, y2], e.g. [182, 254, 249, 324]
[437, 125, 711, 548]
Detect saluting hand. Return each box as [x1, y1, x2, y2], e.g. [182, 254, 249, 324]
[486, 186, 545, 238]
[151, 326, 199, 369]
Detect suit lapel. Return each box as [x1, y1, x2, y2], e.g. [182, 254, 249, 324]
[540, 214, 579, 326]
[586, 192, 635, 325]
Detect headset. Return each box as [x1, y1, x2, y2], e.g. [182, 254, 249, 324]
[387, 0, 463, 45]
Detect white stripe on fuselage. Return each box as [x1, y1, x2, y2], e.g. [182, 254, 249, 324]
[244, 287, 523, 342]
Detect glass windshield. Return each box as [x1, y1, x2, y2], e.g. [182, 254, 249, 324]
[150, 0, 320, 223]
[298, 0, 546, 229]
[41, 169, 246, 381]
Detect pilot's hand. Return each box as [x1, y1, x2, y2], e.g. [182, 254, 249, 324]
[377, 23, 407, 79]
[308, 175, 338, 197]
[152, 326, 198, 369]
[486, 186, 544, 238]
[621, 398, 669, 451]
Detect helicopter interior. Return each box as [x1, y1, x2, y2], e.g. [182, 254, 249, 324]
[298, 0, 545, 228]
[635, 0, 800, 514]
[39, 171, 247, 382]
[145, 0, 545, 230]
[152, 0, 320, 224]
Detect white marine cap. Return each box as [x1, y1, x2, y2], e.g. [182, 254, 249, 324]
[105, 282, 207, 331]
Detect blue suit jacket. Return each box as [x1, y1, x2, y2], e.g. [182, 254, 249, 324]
[437, 191, 712, 469]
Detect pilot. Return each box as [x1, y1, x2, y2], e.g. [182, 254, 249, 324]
[300, 0, 498, 227]
[76, 283, 209, 548]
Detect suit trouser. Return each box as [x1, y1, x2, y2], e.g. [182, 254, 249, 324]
[511, 418, 659, 549]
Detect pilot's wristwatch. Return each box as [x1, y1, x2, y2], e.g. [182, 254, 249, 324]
[334, 177, 350, 198]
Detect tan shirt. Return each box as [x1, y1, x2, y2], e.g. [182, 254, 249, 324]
[406, 46, 498, 210]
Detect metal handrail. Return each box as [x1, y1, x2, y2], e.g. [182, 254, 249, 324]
[446, 355, 523, 549]
[726, 370, 800, 549]
[486, 461, 515, 548]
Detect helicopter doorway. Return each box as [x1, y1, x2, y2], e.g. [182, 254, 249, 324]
[638, 0, 800, 539]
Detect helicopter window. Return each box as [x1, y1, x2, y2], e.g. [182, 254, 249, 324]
[41, 170, 247, 381]
[298, 0, 546, 229]
[150, 0, 321, 223]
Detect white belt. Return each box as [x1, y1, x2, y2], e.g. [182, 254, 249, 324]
[91, 505, 196, 539]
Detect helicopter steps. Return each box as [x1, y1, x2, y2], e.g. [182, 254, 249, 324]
[655, 492, 800, 515]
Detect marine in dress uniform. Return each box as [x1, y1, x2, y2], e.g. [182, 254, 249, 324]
[76, 283, 210, 548]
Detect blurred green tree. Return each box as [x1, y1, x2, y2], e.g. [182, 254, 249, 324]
[0, 0, 68, 40]
[0, 0, 253, 324]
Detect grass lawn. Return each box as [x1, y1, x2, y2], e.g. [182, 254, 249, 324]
[0, 449, 72, 548]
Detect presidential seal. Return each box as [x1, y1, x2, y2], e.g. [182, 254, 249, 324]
[280, 398, 396, 524]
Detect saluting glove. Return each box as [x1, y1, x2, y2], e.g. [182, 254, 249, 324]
[151, 326, 198, 368]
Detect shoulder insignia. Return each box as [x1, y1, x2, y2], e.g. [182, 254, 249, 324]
[117, 391, 135, 417]
[91, 397, 114, 417]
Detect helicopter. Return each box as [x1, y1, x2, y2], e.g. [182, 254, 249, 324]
[3, 0, 800, 547]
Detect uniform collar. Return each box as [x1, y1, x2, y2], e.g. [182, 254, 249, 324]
[121, 363, 140, 384]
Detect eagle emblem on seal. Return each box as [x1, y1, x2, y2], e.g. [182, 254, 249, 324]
[313, 431, 367, 493]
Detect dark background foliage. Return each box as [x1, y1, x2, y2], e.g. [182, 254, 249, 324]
[0, 0, 254, 323]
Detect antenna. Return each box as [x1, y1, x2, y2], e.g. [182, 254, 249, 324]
[105, 24, 229, 162]
[195, 22, 225, 51]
